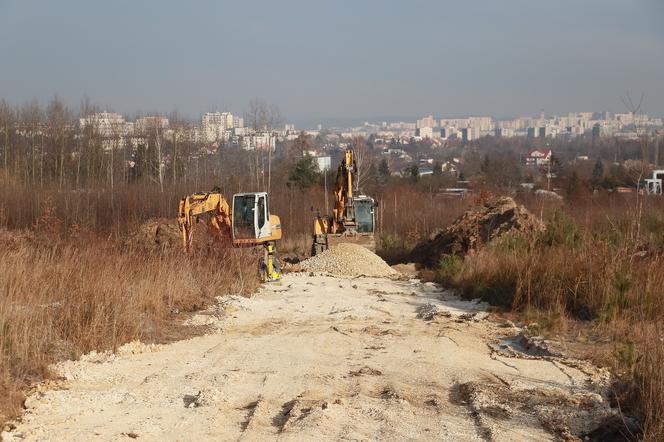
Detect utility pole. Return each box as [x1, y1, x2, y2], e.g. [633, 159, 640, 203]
[324, 167, 329, 215]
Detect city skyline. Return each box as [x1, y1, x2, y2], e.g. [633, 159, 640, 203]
[1, 0, 663, 120]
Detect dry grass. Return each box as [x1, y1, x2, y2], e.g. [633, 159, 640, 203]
[429, 199, 664, 439]
[0, 229, 258, 423]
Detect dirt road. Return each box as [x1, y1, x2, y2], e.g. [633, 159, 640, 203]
[4, 273, 615, 441]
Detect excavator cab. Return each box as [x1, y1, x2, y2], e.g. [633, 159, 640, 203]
[231, 192, 281, 242]
[232, 192, 282, 283]
[353, 196, 375, 234]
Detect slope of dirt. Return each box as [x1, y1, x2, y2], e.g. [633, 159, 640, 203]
[411, 197, 544, 267]
[4, 274, 614, 441]
[125, 218, 181, 250]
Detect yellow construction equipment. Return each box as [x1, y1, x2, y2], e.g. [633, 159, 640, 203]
[312, 149, 377, 255]
[178, 188, 282, 282]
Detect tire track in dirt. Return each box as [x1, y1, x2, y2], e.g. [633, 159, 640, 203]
[4, 273, 615, 441]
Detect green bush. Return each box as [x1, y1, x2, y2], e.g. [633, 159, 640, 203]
[537, 210, 581, 248]
[435, 254, 462, 285]
[376, 234, 412, 264]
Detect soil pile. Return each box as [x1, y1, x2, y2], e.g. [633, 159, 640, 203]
[300, 243, 398, 278]
[411, 196, 544, 267]
[125, 218, 181, 250]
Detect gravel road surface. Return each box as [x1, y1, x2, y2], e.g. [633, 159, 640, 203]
[4, 273, 614, 441]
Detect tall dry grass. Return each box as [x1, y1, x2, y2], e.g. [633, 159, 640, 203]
[0, 230, 258, 422]
[430, 197, 664, 439]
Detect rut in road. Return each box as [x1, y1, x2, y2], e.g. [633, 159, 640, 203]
[5, 273, 615, 442]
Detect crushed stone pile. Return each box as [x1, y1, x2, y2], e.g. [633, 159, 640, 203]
[300, 243, 399, 278]
[125, 218, 181, 250]
[411, 196, 544, 267]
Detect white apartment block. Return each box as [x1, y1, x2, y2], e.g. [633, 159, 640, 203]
[241, 132, 276, 151]
[417, 115, 436, 128]
[134, 116, 169, 133]
[79, 112, 131, 137]
[202, 112, 237, 142]
[416, 126, 434, 139]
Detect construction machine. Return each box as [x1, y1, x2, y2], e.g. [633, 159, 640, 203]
[312, 149, 377, 255]
[178, 188, 282, 282]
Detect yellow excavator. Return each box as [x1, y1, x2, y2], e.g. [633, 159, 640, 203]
[178, 188, 282, 282]
[312, 149, 377, 255]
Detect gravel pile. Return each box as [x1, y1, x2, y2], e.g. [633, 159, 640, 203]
[300, 243, 398, 278]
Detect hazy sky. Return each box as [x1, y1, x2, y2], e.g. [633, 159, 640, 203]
[1, 0, 663, 123]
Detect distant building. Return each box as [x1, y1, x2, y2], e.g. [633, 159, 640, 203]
[525, 149, 552, 166]
[241, 132, 276, 151]
[415, 126, 433, 139]
[441, 160, 458, 174]
[134, 116, 169, 133]
[202, 112, 236, 142]
[417, 115, 436, 128]
[315, 156, 331, 171]
[79, 112, 128, 137]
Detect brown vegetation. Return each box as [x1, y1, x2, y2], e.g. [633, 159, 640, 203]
[0, 227, 257, 423]
[422, 196, 664, 440]
[1, 97, 663, 437]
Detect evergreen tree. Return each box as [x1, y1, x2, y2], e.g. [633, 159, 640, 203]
[409, 163, 420, 182]
[287, 155, 319, 191]
[377, 158, 390, 186]
[591, 159, 604, 187]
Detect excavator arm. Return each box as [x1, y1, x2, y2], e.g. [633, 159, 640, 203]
[332, 149, 356, 230]
[178, 191, 233, 251]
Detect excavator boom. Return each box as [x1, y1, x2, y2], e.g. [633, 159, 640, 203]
[178, 191, 232, 251]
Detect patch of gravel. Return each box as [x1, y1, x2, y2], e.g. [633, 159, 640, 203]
[300, 243, 399, 278]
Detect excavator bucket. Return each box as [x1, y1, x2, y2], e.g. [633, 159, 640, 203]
[326, 233, 376, 252]
[312, 231, 376, 256]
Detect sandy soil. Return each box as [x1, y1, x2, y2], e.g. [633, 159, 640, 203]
[4, 273, 615, 441]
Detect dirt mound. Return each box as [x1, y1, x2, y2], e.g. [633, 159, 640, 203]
[299, 243, 398, 278]
[411, 196, 544, 267]
[126, 218, 181, 250]
[455, 380, 615, 440]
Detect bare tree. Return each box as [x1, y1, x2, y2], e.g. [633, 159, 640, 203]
[47, 96, 72, 190]
[154, 120, 164, 192]
[351, 136, 372, 191]
[0, 99, 14, 172]
[246, 98, 282, 193]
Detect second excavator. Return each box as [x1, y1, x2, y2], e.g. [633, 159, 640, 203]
[311, 149, 377, 255]
[178, 188, 282, 282]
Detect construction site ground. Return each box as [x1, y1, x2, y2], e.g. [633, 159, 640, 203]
[5, 272, 615, 441]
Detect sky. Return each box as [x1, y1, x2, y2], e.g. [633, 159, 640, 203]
[0, 0, 663, 125]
